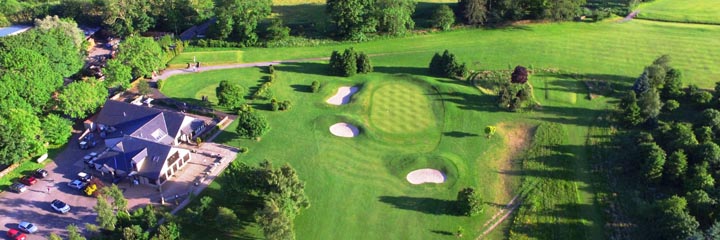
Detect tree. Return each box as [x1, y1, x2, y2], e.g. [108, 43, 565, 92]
[456, 187, 484, 216]
[707, 220, 720, 239]
[542, 0, 586, 21]
[67, 224, 87, 240]
[429, 50, 467, 78]
[1, 28, 84, 78]
[695, 142, 720, 166]
[429, 52, 444, 76]
[236, 110, 270, 140]
[49, 233, 63, 240]
[57, 79, 108, 119]
[484, 126, 496, 138]
[216, 80, 244, 109]
[311, 81, 320, 93]
[511, 66, 529, 84]
[432, 5, 455, 30]
[256, 199, 294, 240]
[0, 47, 63, 112]
[647, 196, 699, 240]
[0, 108, 44, 164]
[115, 36, 163, 78]
[665, 150, 687, 182]
[664, 99, 679, 112]
[341, 48, 358, 77]
[667, 123, 698, 151]
[633, 70, 651, 94]
[137, 80, 151, 96]
[212, 0, 271, 45]
[215, 206, 240, 233]
[99, 0, 154, 36]
[663, 68, 684, 99]
[458, 0, 488, 24]
[95, 195, 117, 231]
[356, 52, 373, 74]
[695, 126, 713, 143]
[638, 88, 663, 121]
[640, 142, 666, 183]
[103, 185, 129, 212]
[122, 225, 148, 240]
[34, 15, 85, 48]
[701, 109, 720, 131]
[374, 0, 416, 35]
[686, 163, 715, 191]
[686, 189, 716, 227]
[620, 91, 643, 126]
[326, 0, 376, 40]
[264, 18, 290, 42]
[41, 114, 73, 145]
[329, 50, 343, 76]
[155, 222, 181, 240]
[104, 59, 133, 88]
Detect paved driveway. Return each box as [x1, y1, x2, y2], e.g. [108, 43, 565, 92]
[0, 134, 100, 239]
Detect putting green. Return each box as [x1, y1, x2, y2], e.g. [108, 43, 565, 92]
[369, 81, 437, 134]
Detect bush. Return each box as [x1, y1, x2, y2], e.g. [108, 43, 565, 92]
[236, 110, 270, 140]
[268, 65, 275, 74]
[456, 187, 484, 216]
[431, 4, 455, 30]
[251, 82, 274, 100]
[157, 79, 165, 90]
[279, 100, 292, 111]
[665, 99, 680, 112]
[357, 52, 373, 74]
[193, 39, 244, 48]
[239, 147, 249, 153]
[429, 50, 467, 79]
[216, 80, 245, 109]
[311, 81, 320, 93]
[693, 91, 713, 105]
[270, 99, 280, 111]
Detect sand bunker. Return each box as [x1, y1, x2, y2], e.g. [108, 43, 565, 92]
[329, 122, 359, 138]
[406, 169, 446, 184]
[326, 86, 359, 105]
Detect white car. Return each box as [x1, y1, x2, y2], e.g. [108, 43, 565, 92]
[50, 200, 70, 214]
[67, 179, 87, 190]
[18, 222, 38, 233]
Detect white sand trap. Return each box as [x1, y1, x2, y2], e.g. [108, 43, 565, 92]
[329, 122, 359, 138]
[406, 169, 446, 184]
[326, 86, 359, 105]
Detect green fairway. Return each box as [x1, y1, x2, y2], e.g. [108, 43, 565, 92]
[162, 57, 611, 238]
[171, 20, 720, 88]
[637, 0, 720, 25]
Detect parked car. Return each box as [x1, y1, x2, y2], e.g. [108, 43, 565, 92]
[78, 172, 92, 182]
[79, 133, 97, 150]
[9, 183, 27, 193]
[17, 222, 37, 234]
[50, 199, 70, 214]
[33, 169, 48, 178]
[68, 179, 87, 190]
[19, 176, 37, 186]
[6, 229, 26, 240]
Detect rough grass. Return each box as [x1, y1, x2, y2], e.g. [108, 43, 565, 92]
[636, 0, 720, 25]
[170, 20, 720, 88]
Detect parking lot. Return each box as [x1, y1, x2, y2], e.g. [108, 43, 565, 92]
[0, 132, 238, 239]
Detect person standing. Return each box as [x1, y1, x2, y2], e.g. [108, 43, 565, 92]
[47, 186, 50, 194]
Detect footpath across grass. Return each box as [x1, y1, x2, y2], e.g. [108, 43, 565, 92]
[636, 0, 720, 25]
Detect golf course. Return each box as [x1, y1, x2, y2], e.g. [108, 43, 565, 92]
[158, 1, 720, 239]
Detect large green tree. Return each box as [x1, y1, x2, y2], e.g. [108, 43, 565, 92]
[212, 0, 271, 45]
[41, 114, 73, 145]
[34, 15, 85, 48]
[0, 47, 63, 112]
[256, 199, 294, 240]
[95, 194, 118, 231]
[99, 0, 154, 36]
[115, 36, 164, 78]
[216, 80, 244, 109]
[326, 0, 376, 40]
[236, 110, 270, 140]
[542, 0, 586, 21]
[57, 79, 108, 119]
[374, 0, 415, 35]
[0, 108, 44, 164]
[638, 88, 663, 121]
[456, 187, 484, 216]
[640, 142, 666, 183]
[432, 4, 455, 30]
[104, 59, 133, 89]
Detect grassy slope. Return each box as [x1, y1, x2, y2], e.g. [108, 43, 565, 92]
[172, 20, 720, 88]
[637, 0, 720, 25]
[163, 52, 611, 239]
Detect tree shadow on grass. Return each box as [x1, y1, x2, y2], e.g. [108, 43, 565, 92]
[443, 131, 479, 138]
[430, 230, 454, 236]
[275, 62, 329, 77]
[378, 196, 460, 216]
[290, 84, 312, 93]
[373, 66, 428, 76]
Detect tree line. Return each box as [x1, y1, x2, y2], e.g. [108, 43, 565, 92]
[614, 55, 720, 239]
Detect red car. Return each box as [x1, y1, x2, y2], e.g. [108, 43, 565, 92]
[7, 229, 26, 240]
[19, 176, 37, 186]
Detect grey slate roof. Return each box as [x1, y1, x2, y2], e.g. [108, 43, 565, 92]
[96, 136, 172, 180]
[95, 100, 197, 142]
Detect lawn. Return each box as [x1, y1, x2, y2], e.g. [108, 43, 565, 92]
[636, 0, 720, 25]
[162, 53, 611, 239]
[170, 20, 720, 88]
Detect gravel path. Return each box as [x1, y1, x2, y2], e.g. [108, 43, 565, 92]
[620, 10, 640, 23]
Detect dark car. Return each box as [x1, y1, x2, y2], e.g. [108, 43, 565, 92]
[19, 176, 37, 186]
[33, 169, 48, 179]
[9, 183, 27, 193]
